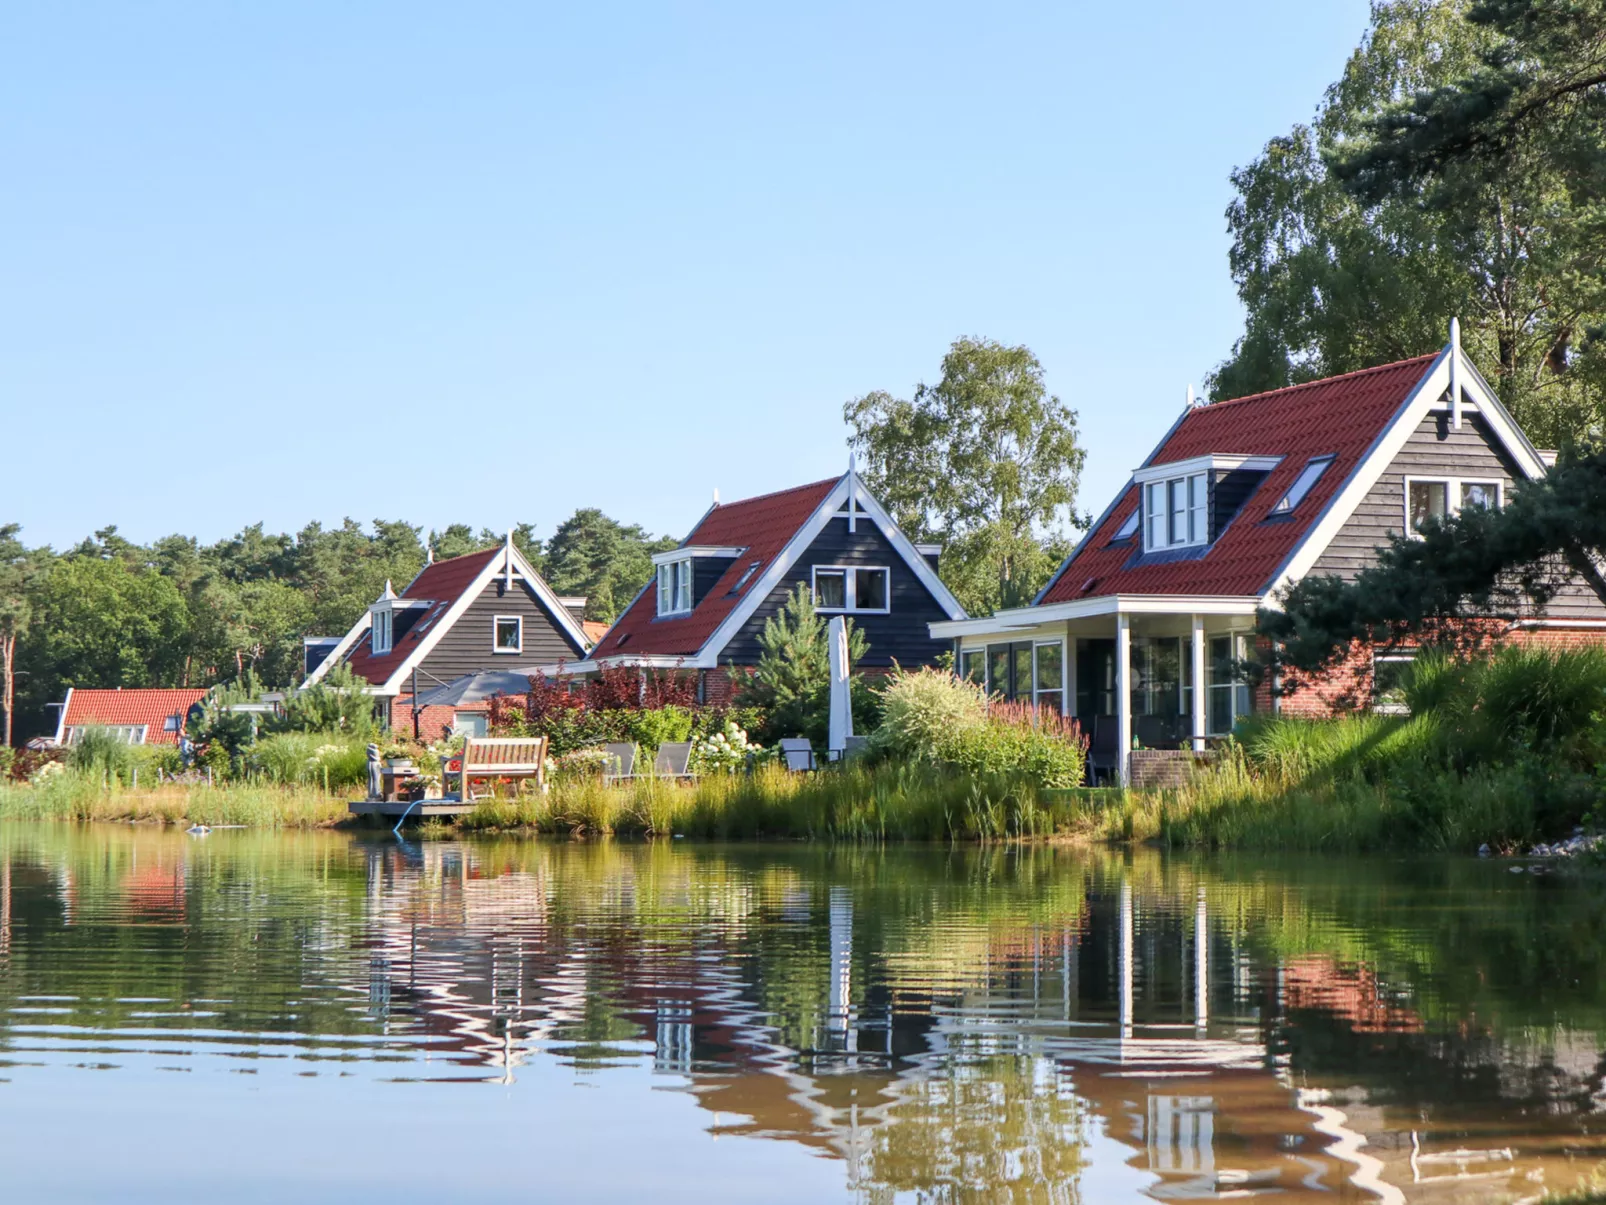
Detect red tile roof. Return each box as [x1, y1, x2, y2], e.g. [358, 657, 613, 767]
[1039, 355, 1439, 604]
[592, 477, 842, 660]
[343, 548, 501, 686]
[60, 689, 210, 745]
[581, 620, 610, 646]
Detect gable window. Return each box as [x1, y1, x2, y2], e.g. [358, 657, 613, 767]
[657, 559, 693, 616]
[371, 607, 393, 655]
[812, 565, 890, 613]
[1144, 473, 1207, 551]
[1270, 455, 1334, 516]
[1406, 477, 1501, 535]
[493, 615, 522, 654]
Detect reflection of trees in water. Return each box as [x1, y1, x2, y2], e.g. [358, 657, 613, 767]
[859, 1051, 1085, 1205]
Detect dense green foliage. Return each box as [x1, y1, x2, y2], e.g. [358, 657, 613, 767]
[733, 583, 878, 745]
[1109, 644, 1606, 851]
[872, 666, 1087, 788]
[1261, 447, 1606, 682]
[0, 508, 672, 744]
[845, 337, 1084, 613]
[1213, 0, 1606, 450]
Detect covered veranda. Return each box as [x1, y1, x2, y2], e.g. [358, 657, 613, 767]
[930, 595, 1262, 786]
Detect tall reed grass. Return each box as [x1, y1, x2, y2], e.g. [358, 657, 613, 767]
[0, 772, 345, 827]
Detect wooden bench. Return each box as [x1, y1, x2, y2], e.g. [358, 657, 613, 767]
[451, 736, 548, 801]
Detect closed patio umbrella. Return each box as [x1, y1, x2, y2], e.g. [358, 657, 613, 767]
[410, 670, 537, 710]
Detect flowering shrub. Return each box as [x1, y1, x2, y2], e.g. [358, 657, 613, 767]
[546, 747, 614, 783]
[30, 760, 64, 785]
[872, 665, 988, 760]
[690, 721, 766, 774]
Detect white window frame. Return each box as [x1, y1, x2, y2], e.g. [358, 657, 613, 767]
[656, 559, 693, 617]
[370, 605, 393, 655]
[1032, 639, 1066, 712]
[811, 564, 892, 614]
[1270, 455, 1335, 516]
[492, 614, 523, 655]
[67, 724, 147, 745]
[1403, 475, 1502, 537]
[1206, 631, 1253, 737]
[1143, 472, 1209, 552]
[1372, 651, 1417, 715]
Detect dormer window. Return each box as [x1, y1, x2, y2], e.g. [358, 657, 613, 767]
[1144, 473, 1207, 551]
[370, 606, 393, 655]
[1270, 456, 1334, 516]
[657, 559, 693, 616]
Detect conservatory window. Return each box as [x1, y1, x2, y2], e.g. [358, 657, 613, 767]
[1206, 633, 1253, 736]
[1034, 641, 1064, 714]
[656, 559, 693, 616]
[493, 615, 522, 654]
[960, 649, 986, 684]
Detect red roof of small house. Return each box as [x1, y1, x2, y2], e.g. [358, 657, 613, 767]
[581, 620, 610, 646]
[343, 548, 501, 686]
[591, 477, 841, 660]
[59, 688, 209, 745]
[1039, 354, 1439, 604]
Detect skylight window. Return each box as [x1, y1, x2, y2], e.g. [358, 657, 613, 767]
[1271, 456, 1334, 516]
[728, 561, 762, 595]
[1112, 508, 1140, 542]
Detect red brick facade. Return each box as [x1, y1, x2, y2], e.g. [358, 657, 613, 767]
[1272, 624, 1606, 718]
[388, 696, 490, 743]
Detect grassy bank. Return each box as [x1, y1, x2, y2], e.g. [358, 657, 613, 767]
[460, 761, 1100, 840]
[0, 774, 347, 827]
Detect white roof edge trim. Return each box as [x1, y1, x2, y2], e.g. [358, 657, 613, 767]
[1260, 349, 1452, 598]
[377, 544, 591, 693]
[930, 594, 1264, 639]
[651, 545, 746, 566]
[1131, 454, 1282, 484]
[1266, 345, 1547, 598]
[1034, 404, 1193, 606]
[698, 471, 968, 665]
[53, 687, 73, 744]
[300, 610, 373, 688]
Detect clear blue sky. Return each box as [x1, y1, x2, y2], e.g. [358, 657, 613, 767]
[3, 1, 1371, 553]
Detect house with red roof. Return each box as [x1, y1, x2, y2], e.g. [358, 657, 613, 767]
[304, 534, 592, 738]
[52, 688, 210, 746]
[552, 466, 967, 700]
[930, 325, 1606, 785]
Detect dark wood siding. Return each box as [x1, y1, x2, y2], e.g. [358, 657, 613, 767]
[1211, 468, 1268, 538]
[1308, 412, 1606, 619]
[413, 578, 586, 683]
[693, 557, 738, 608]
[720, 519, 953, 668]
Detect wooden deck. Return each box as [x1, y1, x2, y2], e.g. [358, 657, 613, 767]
[348, 798, 476, 820]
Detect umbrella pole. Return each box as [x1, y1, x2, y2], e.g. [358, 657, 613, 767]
[412, 668, 421, 741]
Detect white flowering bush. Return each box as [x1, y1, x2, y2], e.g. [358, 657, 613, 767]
[690, 722, 764, 775]
[550, 747, 614, 783]
[30, 760, 64, 786]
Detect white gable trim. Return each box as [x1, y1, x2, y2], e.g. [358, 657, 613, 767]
[1264, 345, 1550, 602]
[52, 687, 73, 745]
[1260, 350, 1451, 600]
[693, 470, 967, 668]
[300, 611, 373, 688]
[377, 544, 590, 693]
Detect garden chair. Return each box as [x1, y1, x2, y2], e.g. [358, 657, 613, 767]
[779, 738, 816, 772]
[601, 742, 636, 785]
[1086, 716, 1119, 786]
[652, 741, 695, 780]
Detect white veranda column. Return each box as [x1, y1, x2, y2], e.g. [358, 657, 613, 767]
[1191, 615, 1207, 753]
[1116, 613, 1132, 786]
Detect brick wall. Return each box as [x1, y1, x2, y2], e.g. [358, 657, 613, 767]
[388, 697, 490, 742]
[1275, 624, 1606, 718]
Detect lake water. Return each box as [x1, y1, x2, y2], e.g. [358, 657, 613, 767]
[1, 828, 1603, 1204]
